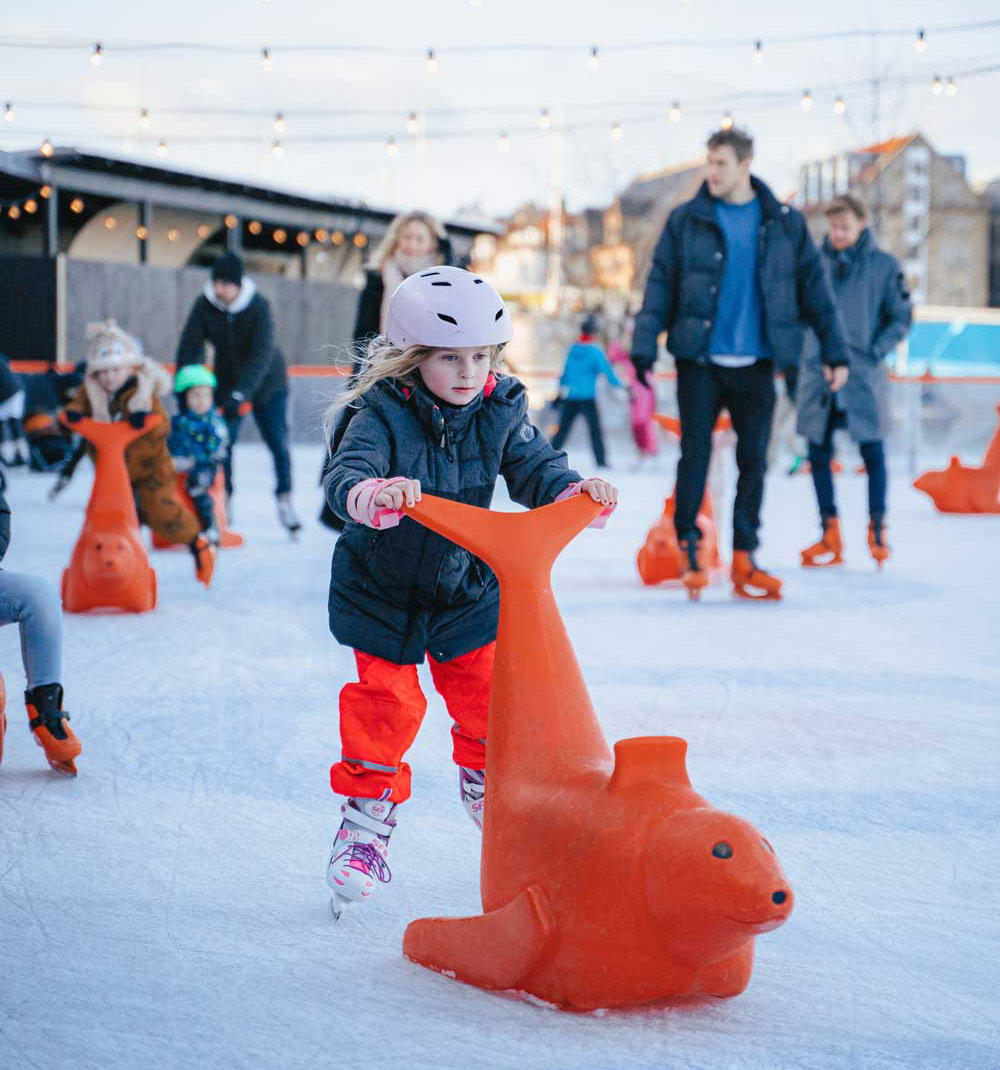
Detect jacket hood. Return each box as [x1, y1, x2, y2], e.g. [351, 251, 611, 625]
[203, 276, 258, 314]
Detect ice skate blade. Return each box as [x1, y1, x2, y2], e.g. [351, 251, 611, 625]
[330, 894, 352, 920]
[732, 585, 782, 602]
[801, 555, 844, 567]
[47, 757, 78, 777]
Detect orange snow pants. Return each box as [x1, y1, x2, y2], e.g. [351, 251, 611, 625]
[329, 642, 495, 803]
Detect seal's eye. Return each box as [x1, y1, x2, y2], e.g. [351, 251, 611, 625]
[712, 842, 733, 859]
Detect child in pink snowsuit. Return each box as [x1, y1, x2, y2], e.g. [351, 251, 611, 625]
[610, 334, 658, 459]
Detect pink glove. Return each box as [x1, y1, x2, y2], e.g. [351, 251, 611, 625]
[346, 477, 411, 529]
[554, 482, 615, 529]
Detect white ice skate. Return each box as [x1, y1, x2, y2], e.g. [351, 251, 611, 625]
[327, 797, 396, 919]
[458, 766, 485, 830]
[276, 493, 302, 539]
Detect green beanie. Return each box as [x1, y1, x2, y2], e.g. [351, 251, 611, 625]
[174, 364, 217, 395]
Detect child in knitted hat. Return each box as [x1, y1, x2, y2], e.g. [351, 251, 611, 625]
[63, 320, 216, 586]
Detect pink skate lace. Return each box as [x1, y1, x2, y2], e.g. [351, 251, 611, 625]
[333, 839, 392, 883]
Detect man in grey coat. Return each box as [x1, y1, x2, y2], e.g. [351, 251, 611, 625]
[798, 194, 912, 568]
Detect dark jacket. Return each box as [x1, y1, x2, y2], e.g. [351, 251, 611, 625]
[168, 410, 229, 468]
[0, 470, 10, 561]
[326, 374, 580, 664]
[632, 177, 848, 372]
[797, 229, 912, 444]
[176, 280, 288, 404]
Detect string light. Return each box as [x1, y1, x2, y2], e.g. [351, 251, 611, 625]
[261, 47, 273, 72]
[721, 111, 734, 130]
[167, 227, 179, 242]
[40, 185, 51, 199]
[3, 103, 13, 123]
[138, 108, 150, 129]
[8, 206, 21, 220]
[331, 230, 345, 245]
[498, 131, 511, 152]
[405, 112, 419, 136]
[90, 43, 103, 68]
[315, 227, 329, 242]
[224, 214, 238, 228]
[196, 224, 212, 238]
[425, 49, 438, 74]
[669, 101, 681, 122]
[915, 29, 928, 53]
[801, 89, 814, 111]
[273, 112, 286, 133]
[931, 74, 943, 95]
[611, 121, 623, 140]
[248, 220, 263, 235]
[156, 139, 168, 157]
[273, 228, 287, 244]
[136, 225, 148, 240]
[353, 233, 368, 248]
[386, 137, 398, 157]
[834, 96, 847, 115]
[103, 216, 117, 229]
[23, 199, 37, 214]
[538, 109, 551, 131]
[945, 76, 958, 96]
[40, 139, 54, 157]
[296, 231, 310, 247]
[753, 40, 764, 64]
[70, 197, 84, 214]
[271, 140, 283, 158]
[588, 46, 600, 71]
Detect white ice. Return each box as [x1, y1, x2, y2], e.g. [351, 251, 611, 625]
[0, 440, 997, 1070]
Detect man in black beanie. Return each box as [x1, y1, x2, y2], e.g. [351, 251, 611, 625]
[176, 252, 301, 536]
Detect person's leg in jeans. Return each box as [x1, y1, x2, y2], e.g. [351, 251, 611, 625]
[674, 362, 722, 543]
[807, 408, 838, 523]
[0, 572, 63, 689]
[551, 400, 582, 453]
[721, 362, 775, 553]
[252, 389, 293, 496]
[580, 399, 608, 468]
[222, 413, 244, 499]
[859, 440, 887, 520]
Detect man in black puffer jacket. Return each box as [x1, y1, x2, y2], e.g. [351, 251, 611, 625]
[176, 253, 300, 534]
[632, 127, 849, 600]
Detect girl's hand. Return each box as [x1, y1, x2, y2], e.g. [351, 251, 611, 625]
[373, 478, 422, 511]
[578, 477, 618, 507]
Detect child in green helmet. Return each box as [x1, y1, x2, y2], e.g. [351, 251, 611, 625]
[168, 364, 229, 544]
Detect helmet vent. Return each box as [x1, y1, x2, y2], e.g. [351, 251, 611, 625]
[473, 278, 484, 284]
[420, 271, 441, 278]
[436, 313, 459, 325]
[430, 281, 452, 287]
[495, 309, 504, 321]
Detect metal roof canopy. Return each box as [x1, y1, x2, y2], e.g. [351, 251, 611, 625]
[1, 148, 495, 237]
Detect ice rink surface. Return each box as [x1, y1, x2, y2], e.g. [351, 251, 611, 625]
[1, 441, 997, 1070]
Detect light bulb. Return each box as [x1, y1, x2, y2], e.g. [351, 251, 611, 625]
[248, 220, 263, 235]
[167, 227, 179, 242]
[197, 224, 211, 239]
[40, 185, 51, 199]
[834, 97, 847, 115]
[273, 228, 287, 244]
[271, 140, 283, 158]
[801, 90, 813, 112]
[945, 77, 957, 96]
[3, 103, 13, 123]
[138, 108, 150, 129]
[224, 214, 238, 229]
[353, 233, 368, 248]
[273, 112, 286, 133]
[156, 140, 168, 157]
[70, 197, 84, 214]
[915, 29, 927, 53]
[498, 131, 511, 152]
[261, 48, 273, 72]
[331, 230, 345, 245]
[611, 122, 623, 140]
[104, 216, 117, 229]
[931, 75, 943, 96]
[315, 228, 329, 242]
[425, 49, 438, 74]
[8, 206, 20, 220]
[538, 109, 551, 131]
[669, 102, 681, 122]
[90, 43, 103, 68]
[296, 231, 310, 247]
[40, 139, 54, 157]
[136, 225, 148, 240]
[589, 46, 600, 72]
[406, 112, 419, 136]
[721, 111, 734, 130]
[386, 138, 398, 157]
[753, 40, 764, 65]
[24, 198, 37, 214]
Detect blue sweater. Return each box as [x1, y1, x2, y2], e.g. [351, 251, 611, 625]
[709, 198, 772, 361]
[559, 340, 623, 400]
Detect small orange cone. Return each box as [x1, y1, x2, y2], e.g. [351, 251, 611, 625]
[400, 494, 793, 1011]
[60, 416, 158, 614]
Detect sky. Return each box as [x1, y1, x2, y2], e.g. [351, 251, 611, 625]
[1, 1, 999, 223]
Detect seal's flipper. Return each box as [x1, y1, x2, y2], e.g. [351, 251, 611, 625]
[403, 885, 557, 991]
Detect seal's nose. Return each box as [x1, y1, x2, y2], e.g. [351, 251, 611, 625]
[772, 890, 787, 905]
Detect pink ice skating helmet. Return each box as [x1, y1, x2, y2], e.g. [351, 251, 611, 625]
[385, 266, 513, 349]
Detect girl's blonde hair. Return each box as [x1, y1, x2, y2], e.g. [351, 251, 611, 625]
[324, 339, 506, 448]
[369, 210, 448, 270]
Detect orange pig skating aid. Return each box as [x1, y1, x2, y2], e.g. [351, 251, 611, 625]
[913, 405, 1000, 514]
[401, 493, 793, 1011]
[60, 416, 159, 614]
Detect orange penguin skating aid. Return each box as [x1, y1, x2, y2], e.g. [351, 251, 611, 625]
[60, 416, 158, 614]
[401, 493, 794, 1011]
[913, 405, 1000, 514]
